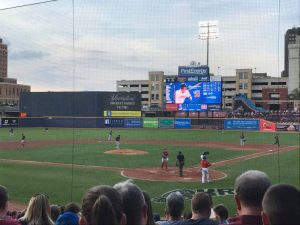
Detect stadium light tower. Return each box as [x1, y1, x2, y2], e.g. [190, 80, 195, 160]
[199, 20, 219, 67]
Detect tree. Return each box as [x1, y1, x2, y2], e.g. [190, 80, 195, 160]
[288, 88, 300, 100]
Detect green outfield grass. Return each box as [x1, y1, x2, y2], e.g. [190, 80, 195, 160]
[1, 127, 299, 145]
[0, 127, 299, 216]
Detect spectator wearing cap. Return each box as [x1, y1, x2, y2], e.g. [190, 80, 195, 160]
[0, 185, 21, 225]
[80, 185, 125, 225]
[114, 180, 148, 225]
[19, 193, 53, 225]
[261, 184, 300, 225]
[158, 191, 184, 225]
[227, 170, 271, 225]
[180, 192, 218, 225]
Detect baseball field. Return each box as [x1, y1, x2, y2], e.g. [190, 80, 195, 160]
[0, 127, 299, 216]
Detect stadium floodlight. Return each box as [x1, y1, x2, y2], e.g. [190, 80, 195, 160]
[199, 20, 219, 67]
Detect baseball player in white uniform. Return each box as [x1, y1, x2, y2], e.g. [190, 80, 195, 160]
[175, 83, 192, 104]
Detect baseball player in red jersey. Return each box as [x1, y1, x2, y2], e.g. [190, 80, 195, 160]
[161, 148, 169, 170]
[200, 155, 211, 183]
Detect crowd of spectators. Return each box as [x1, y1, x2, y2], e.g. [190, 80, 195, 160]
[227, 110, 300, 123]
[0, 170, 299, 225]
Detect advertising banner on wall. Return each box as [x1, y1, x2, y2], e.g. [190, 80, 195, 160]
[103, 92, 141, 111]
[159, 118, 174, 128]
[165, 104, 178, 111]
[104, 118, 124, 127]
[124, 118, 142, 128]
[143, 118, 159, 128]
[1, 118, 19, 126]
[276, 123, 299, 131]
[175, 118, 191, 129]
[259, 119, 276, 132]
[104, 111, 141, 117]
[224, 119, 259, 130]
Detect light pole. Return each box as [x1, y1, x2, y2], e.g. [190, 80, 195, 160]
[199, 21, 219, 67]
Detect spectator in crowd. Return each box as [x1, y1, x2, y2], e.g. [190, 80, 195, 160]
[0, 185, 21, 225]
[80, 185, 125, 225]
[158, 191, 184, 225]
[114, 180, 148, 225]
[55, 211, 79, 225]
[56, 202, 81, 225]
[9, 211, 17, 220]
[227, 170, 271, 225]
[261, 184, 300, 225]
[213, 204, 229, 224]
[50, 205, 60, 223]
[64, 202, 80, 215]
[19, 193, 53, 225]
[180, 192, 218, 225]
[142, 192, 156, 225]
[59, 206, 65, 215]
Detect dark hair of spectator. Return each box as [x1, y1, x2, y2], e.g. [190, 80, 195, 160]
[0, 185, 8, 209]
[143, 191, 156, 225]
[50, 205, 60, 222]
[10, 211, 18, 218]
[235, 170, 271, 207]
[81, 185, 123, 225]
[60, 206, 65, 214]
[213, 204, 228, 221]
[262, 184, 300, 225]
[91, 195, 118, 225]
[65, 202, 80, 214]
[191, 192, 212, 215]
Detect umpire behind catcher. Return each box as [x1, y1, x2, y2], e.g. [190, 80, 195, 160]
[176, 151, 185, 177]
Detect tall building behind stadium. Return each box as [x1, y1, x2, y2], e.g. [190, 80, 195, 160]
[0, 38, 31, 107]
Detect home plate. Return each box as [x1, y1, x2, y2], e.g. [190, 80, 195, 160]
[268, 150, 273, 152]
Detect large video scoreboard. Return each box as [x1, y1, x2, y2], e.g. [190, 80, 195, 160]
[165, 66, 222, 111]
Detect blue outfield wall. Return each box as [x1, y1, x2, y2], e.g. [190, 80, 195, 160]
[124, 118, 142, 128]
[224, 119, 259, 130]
[175, 118, 191, 129]
[19, 118, 103, 128]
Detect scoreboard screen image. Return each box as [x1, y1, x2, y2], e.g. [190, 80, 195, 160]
[165, 81, 222, 111]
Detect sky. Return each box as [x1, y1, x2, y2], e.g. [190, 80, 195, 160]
[0, 0, 299, 92]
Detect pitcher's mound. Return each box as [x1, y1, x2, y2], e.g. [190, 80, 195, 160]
[104, 149, 148, 155]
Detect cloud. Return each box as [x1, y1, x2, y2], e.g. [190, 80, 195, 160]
[1, 0, 299, 92]
[9, 50, 50, 60]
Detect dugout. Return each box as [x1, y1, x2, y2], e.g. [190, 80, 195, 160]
[19, 92, 141, 128]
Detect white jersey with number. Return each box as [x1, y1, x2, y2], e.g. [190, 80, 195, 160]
[175, 89, 192, 104]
